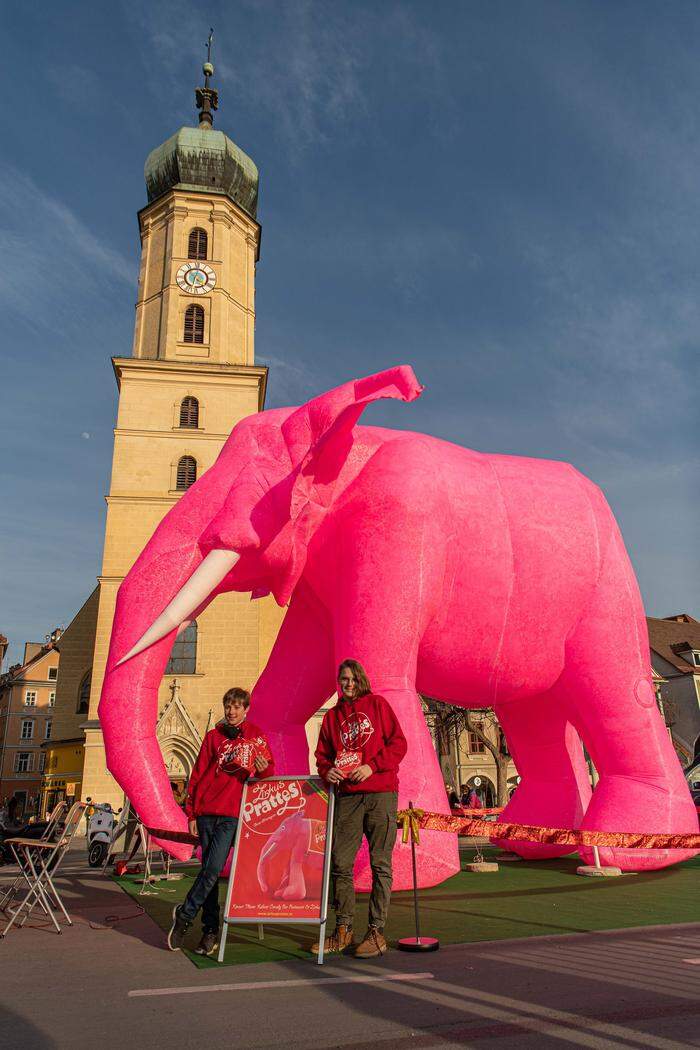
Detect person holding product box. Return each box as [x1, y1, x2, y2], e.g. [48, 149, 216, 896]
[314, 659, 407, 958]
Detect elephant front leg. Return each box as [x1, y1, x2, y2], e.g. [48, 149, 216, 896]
[252, 583, 336, 775]
[329, 525, 460, 888]
[275, 840, 308, 900]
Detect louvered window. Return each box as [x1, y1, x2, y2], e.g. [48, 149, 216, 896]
[179, 396, 199, 428]
[176, 456, 197, 491]
[188, 228, 208, 260]
[183, 305, 205, 344]
[77, 671, 91, 715]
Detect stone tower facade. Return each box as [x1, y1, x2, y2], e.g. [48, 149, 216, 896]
[81, 72, 284, 808]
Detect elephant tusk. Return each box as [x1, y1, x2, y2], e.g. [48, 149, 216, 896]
[115, 550, 240, 666]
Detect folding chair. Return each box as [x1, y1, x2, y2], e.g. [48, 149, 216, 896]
[0, 801, 87, 937]
[0, 800, 68, 914]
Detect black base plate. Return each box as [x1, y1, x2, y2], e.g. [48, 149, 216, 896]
[397, 936, 440, 952]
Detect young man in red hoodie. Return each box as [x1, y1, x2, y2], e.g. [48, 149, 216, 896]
[168, 686, 274, 956]
[314, 659, 407, 958]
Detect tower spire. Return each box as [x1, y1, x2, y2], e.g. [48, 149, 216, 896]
[195, 28, 218, 130]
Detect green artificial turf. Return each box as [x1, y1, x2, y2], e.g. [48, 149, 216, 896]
[114, 848, 700, 969]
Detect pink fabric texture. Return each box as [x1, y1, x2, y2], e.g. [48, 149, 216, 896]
[98, 365, 698, 886]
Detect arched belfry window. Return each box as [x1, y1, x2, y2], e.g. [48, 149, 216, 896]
[176, 455, 197, 490]
[179, 396, 199, 428]
[77, 670, 91, 715]
[165, 621, 198, 675]
[188, 227, 208, 260]
[184, 304, 204, 344]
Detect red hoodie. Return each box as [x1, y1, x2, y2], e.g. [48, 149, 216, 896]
[315, 693, 407, 794]
[185, 720, 274, 819]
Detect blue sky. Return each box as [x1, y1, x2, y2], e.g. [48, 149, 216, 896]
[1, 1, 698, 666]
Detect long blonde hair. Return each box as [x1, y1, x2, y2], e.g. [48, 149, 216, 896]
[337, 659, 372, 697]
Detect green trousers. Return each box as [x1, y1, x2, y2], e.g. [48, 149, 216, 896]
[331, 791, 398, 931]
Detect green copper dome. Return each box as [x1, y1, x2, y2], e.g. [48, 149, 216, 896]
[144, 126, 258, 218]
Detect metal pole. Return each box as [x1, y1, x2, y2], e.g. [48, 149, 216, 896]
[409, 801, 421, 942]
[397, 801, 439, 952]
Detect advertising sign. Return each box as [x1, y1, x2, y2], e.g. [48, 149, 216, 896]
[219, 776, 334, 963]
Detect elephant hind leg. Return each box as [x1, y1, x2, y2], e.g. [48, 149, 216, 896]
[494, 690, 591, 859]
[561, 529, 698, 870]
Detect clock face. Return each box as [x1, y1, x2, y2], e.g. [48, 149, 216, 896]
[176, 262, 216, 295]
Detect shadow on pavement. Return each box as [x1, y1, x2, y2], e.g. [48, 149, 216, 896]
[0, 1003, 57, 1050]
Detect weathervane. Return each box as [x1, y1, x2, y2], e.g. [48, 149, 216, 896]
[196, 26, 218, 129]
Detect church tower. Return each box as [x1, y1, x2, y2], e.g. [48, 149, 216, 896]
[81, 49, 283, 806]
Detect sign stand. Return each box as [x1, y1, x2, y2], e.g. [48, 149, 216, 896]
[218, 776, 335, 965]
[397, 802, 439, 953]
[577, 844, 622, 877]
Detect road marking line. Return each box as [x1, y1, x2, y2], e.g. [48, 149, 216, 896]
[129, 971, 434, 998]
[683, 958, 700, 964]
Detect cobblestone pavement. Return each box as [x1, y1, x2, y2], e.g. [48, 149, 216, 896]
[0, 844, 698, 1050]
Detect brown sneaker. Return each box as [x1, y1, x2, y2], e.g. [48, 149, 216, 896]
[354, 927, 387, 958]
[311, 924, 353, 954]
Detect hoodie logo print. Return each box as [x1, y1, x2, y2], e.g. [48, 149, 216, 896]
[339, 712, 374, 749]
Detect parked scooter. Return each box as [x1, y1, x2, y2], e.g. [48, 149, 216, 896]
[87, 803, 121, 867]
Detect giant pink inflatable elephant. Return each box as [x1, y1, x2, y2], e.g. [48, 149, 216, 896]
[99, 366, 698, 889]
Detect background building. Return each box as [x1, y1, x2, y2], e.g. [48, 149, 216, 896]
[46, 60, 290, 812]
[648, 613, 700, 767]
[39, 590, 99, 817]
[0, 632, 61, 819]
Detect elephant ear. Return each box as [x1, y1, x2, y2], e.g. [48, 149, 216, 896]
[271, 365, 423, 604]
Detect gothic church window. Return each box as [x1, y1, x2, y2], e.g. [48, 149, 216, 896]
[183, 305, 205, 344]
[77, 671, 91, 715]
[176, 456, 197, 490]
[188, 227, 208, 260]
[165, 621, 198, 675]
[179, 396, 199, 428]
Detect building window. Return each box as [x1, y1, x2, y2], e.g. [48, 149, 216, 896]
[24, 690, 37, 707]
[188, 227, 208, 260]
[467, 725, 486, 754]
[21, 719, 34, 740]
[183, 304, 205, 344]
[45, 720, 52, 740]
[165, 621, 198, 675]
[179, 396, 199, 428]
[77, 671, 91, 715]
[15, 752, 33, 773]
[48, 667, 58, 681]
[39, 752, 46, 773]
[176, 456, 197, 491]
[49, 691, 55, 707]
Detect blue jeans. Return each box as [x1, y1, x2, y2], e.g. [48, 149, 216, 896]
[180, 815, 238, 933]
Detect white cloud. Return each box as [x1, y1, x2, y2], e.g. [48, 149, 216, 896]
[125, 2, 448, 158]
[45, 65, 102, 109]
[0, 164, 133, 333]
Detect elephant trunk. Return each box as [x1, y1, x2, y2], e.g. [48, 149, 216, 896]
[98, 545, 222, 860]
